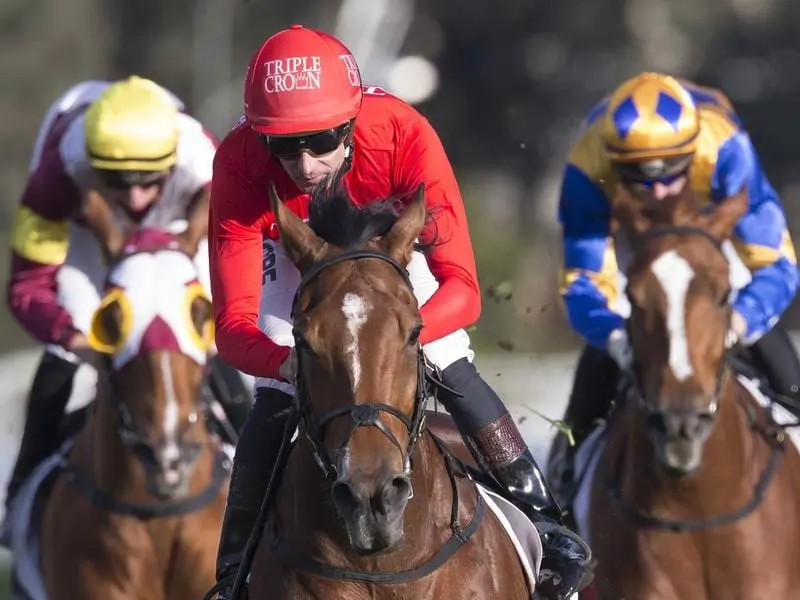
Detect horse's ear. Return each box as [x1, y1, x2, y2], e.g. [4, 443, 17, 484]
[87, 298, 124, 354]
[702, 190, 749, 242]
[611, 183, 651, 241]
[189, 293, 215, 352]
[269, 182, 326, 272]
[382, 184, 427, 266]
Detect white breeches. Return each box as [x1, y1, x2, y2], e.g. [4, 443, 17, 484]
[255, 239, 475, 395]
[47, 221, 210, 364]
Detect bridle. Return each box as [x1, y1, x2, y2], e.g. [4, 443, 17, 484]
[604, 225, 787, 531]
[216, 247, 485, 599]
[59, 247, 228, 518]
[622, 225, 732, 418]
[290, 249, 429, 484]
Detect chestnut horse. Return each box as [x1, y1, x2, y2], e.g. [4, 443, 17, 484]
[585, 186, 800, 599]
[235, 182, 532, 600]
[38, 239, 229, 599]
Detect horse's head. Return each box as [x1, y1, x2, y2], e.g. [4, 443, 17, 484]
[612, 184, 749, 475]
[87, 228, 215, 498]
[270, 178, 428, 554]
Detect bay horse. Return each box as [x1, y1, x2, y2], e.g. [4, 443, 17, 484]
[585, 185, 800, 599]
[38, 232, 229, 600]
[241, 182, 533, 599]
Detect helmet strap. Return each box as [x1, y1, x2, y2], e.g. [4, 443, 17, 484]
[342, 120, 356, 172]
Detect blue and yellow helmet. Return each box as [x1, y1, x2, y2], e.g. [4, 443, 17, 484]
[603, 72, 699, 162]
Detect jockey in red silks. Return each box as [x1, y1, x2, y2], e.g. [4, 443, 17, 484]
[208, 25, 591, 600]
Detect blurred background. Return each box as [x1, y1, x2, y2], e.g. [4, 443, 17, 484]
[1, 0, 800, 593]
[2, 0, 800, 356]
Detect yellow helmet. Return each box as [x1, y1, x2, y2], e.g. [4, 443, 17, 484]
[84, 76, 179, 172]
[603, 72, 699, 162]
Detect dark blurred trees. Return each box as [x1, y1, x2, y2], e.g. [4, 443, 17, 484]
[1, 0, 800, 354]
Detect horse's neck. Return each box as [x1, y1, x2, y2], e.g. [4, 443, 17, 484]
[279, 433, 448, 559]
[618, 378, 757, 512]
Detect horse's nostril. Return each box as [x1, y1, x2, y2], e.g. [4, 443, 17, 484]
[390, 475, 412, 502]
[646, 412, 669, 436]
[692, 412, 715, 436]
[646, 410, 716, 439]
[375, 475, 412, 516]
[332, 480, 361, 516]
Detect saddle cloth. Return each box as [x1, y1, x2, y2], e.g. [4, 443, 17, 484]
[8, 441, 72, 600]
[475, 482, 542, 597]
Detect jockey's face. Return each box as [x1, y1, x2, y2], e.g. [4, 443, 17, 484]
[115, 183, 164, 213]
[94, 169, 168, 216]
[626, 174, 689, 206]
[614, 155, 692, 208]
[279, 143, 348, 194]
[263, 122, 353, 194]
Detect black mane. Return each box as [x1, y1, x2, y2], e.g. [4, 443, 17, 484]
[307, 170, 402, 250]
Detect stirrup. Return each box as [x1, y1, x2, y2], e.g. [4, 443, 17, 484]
[545, 434, 578, 508]
[535, 521, 594, 600]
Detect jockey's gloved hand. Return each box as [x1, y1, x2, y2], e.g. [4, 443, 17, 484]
[606, 328, 633, 370]
[726, 310, 748, 348]
[67, 331, 100, 366]
[278, 347, 297, 382]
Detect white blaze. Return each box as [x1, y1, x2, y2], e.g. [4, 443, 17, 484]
[650, 250, 696, 381]
[341, 293, 370, 391]
[160, 352, 180, 463]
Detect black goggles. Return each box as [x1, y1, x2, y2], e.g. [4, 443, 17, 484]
[95, 168, 169, 190]
[260, 122, 351, 159]
[613, 154, 693, 188]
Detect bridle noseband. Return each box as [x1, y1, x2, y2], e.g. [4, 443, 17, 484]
[290, 249, 429, 483]
[605, 225, 788, 532]
[216, 248, 486, 596]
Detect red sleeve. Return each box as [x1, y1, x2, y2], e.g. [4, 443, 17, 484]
[208, 150, 290, 379]
[7, 255, 77, 345]
[395, 115, 481, 345]
[7, 140, 82, 345]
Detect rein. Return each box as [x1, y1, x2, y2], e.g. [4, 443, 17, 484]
[602, 225, 789, 531]
[271, 433, 485, 584]
[59, 246, 229, 519]
[220, 248, 484, 599]
[60, 366, 229, 519]
[604, 364, 786, 532]
[60, 452, 229, 519]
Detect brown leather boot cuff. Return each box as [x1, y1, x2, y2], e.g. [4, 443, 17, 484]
[470, 412, 527, 470]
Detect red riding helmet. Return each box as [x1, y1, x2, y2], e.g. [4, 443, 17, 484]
[244, 25, 363, 136]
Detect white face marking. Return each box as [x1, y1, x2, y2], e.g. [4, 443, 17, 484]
[341, 293, 370, 391]
[650, 249, 696, 381]
[159, 352, 180, 463]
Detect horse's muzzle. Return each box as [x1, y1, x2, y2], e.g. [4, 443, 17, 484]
[332, 472, 413, 553]
[646, 409, 715, 475]
[147, 462, 190, 499]
[145, 443, 202, 499]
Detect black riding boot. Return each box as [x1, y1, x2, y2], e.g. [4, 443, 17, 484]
[553, 346, 620, 497]
[207, 355, 253, 442]
[5, 352, 78, 512]
[749, 323, 800, 409]
[438, 358, 592, 600]
[215, 388, 293, 600]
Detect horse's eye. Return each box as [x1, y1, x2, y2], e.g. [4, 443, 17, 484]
[407, 323, 422, 346]
[719, 288, 732, 307]
[294, 332, 312, 352]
